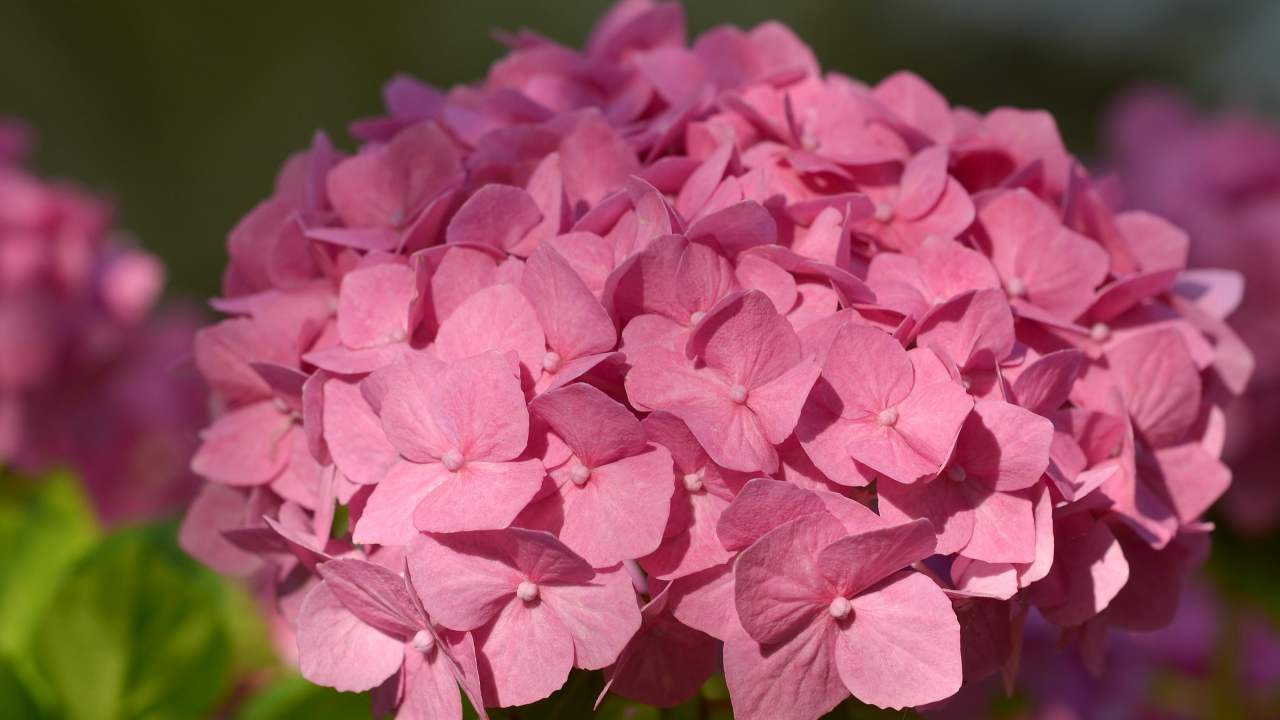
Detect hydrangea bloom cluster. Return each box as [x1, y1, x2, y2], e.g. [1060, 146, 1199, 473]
[1107, 88, 1278, 534]
[181, 3, 1251, 716]
[0, 119, 204, 522]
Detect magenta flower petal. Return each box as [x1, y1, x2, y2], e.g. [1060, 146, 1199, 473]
[834, 571, 961, 709]
[297, 583, 405, 692]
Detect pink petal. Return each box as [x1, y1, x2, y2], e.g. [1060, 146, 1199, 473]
[530, 383, 645, 468]
[433, 284, 545, 378]
[688, 289, 805, 388]
[526, 445, 674, 567]
[317, 558, 421, 637]
[324, 378, 402, 486]
[894, 146, 950, 220]
[1010, 349, 1082, 415]
[408, 533, 522, 632]
[876, 477, 974, 556]
[521, 244, 616, 361]
[913, 289, 1015, 371]
[297, 583, 404, 692]
[685, 201, 777, 256]
[1106, 328, 1202, 448]
[666, 564, 738, 640]
[337, 263, 416, 348]
[446, 184, 543, 252]
[835, 571, 961, 709]
[733, 513, 846, 645]
[815, 519, 937, 598]
[353, 462, 447, 546]
[380, 352, 529, 464]
[327, 121, 462, 229]
[413, 459, 545, 533]
[398, 644, 464, 720]
[475, 598, 574, 707]
[191, 401, 291, 485]
[963, 489, 1036, 564]
[723, 621, 847, 720]
[954, 400, 1054, 492]
[540, 565, 642, 669]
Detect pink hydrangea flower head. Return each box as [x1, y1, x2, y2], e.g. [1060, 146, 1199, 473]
[0, 125, 204, 523]
[180, 5, 1251, 717]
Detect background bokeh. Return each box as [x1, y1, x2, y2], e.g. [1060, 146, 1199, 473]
[2, 1, 1279, 718]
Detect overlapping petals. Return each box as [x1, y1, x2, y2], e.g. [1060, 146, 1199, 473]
[181, 3, 1250, 718]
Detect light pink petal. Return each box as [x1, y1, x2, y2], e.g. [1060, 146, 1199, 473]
[604, 609, 719, 708]
[688, 289, 804, 389]
[820, 322, 913, 415]
[914, 289, 1014, 371]
[398, 644, 464, 720]
[734, 253, 797, 316]
[816, 519, 936, 598]
[408, 533, 522, 632]
[876, 477, 974, 556]
[723, 621, 847, 720]
[685, 201, 777, 256]
[853, 379, 972, 485]
[521, 243, 616, 361]
[894, 146, 950, 220]
[625, 348, 777, 473]
[191, 401, 291, 485]
[530, 382, 645, 468]
[914, 236, 1002, 303]
[433, 284, 545, 377]
[1114, 210, 1189, 272]
[955, 400, 1054, 492]
[327, 121, 462, 229]
[745, 353, 821, 444]
[674, 241, 737, 318]
[445, 184, 542, 252]
[1148, 442, 1231, 524]
[531, 446, 674, 567]
[980, 188, 1109, 320]
[962, 489, 1036, 564]
[1106, 329, 1201, 448]
[475, 599, 574, 707]
[352, 461, 448, 546]
[413, 459, 545, 533]
[297, 583, 404, 692]
[1028, 514, 1130, 626]
[733, 513, 846, 645]
[337, 263, 416, 348]
[1010, 349, 1082, 415]
[324, 378, 402, 485]
[540, 565, 642, 669]
[317, 558, 420, 637]
[559, 110, 641, 208]
[178, 484, 262, 576]
[381, 352, 529, 464]
[835, 571, 962, 709]
[666, 564, 738, 640]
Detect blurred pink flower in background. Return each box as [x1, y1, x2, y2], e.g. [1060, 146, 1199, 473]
[1107, 89, 1280, 534]
[0, 118, 205, 523]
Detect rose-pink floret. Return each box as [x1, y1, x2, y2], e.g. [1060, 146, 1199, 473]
[0, 119, 204, 523]
[179, 3, 1253, 717]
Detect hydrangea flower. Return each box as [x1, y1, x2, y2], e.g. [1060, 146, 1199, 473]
[181, 4, 1251, 717]
[0, 120, 204, 522]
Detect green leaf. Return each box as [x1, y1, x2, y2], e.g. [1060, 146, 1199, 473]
[31, 523, 233, 720]
[237, 674, 370, 720]
[0, 655, 42, 719]
[0, 469, 99, 704]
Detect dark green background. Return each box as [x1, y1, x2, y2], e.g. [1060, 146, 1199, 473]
[3, 0, 1278, 301]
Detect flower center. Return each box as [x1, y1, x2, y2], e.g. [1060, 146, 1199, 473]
[689, 310, 706, 325]
[1090, 322, 1110, 342]
[569, 463, 591, 486]
[959, 374, 973, 391]
[829, 596, 852, 620]
[542, 350, 562, 372]
[729, 384, 749, 404]
[1006, 276, 1028, 298]
[874, 202, 894, 223]
[877, 407, 899, 427]
[947, 465, 967, 483]
[441, 449, 465, 472]
[273, 397, 290, 414]
[411, 629, 435, 653]
[516, 581, 540, 602]
[683, 470, 705, 493]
